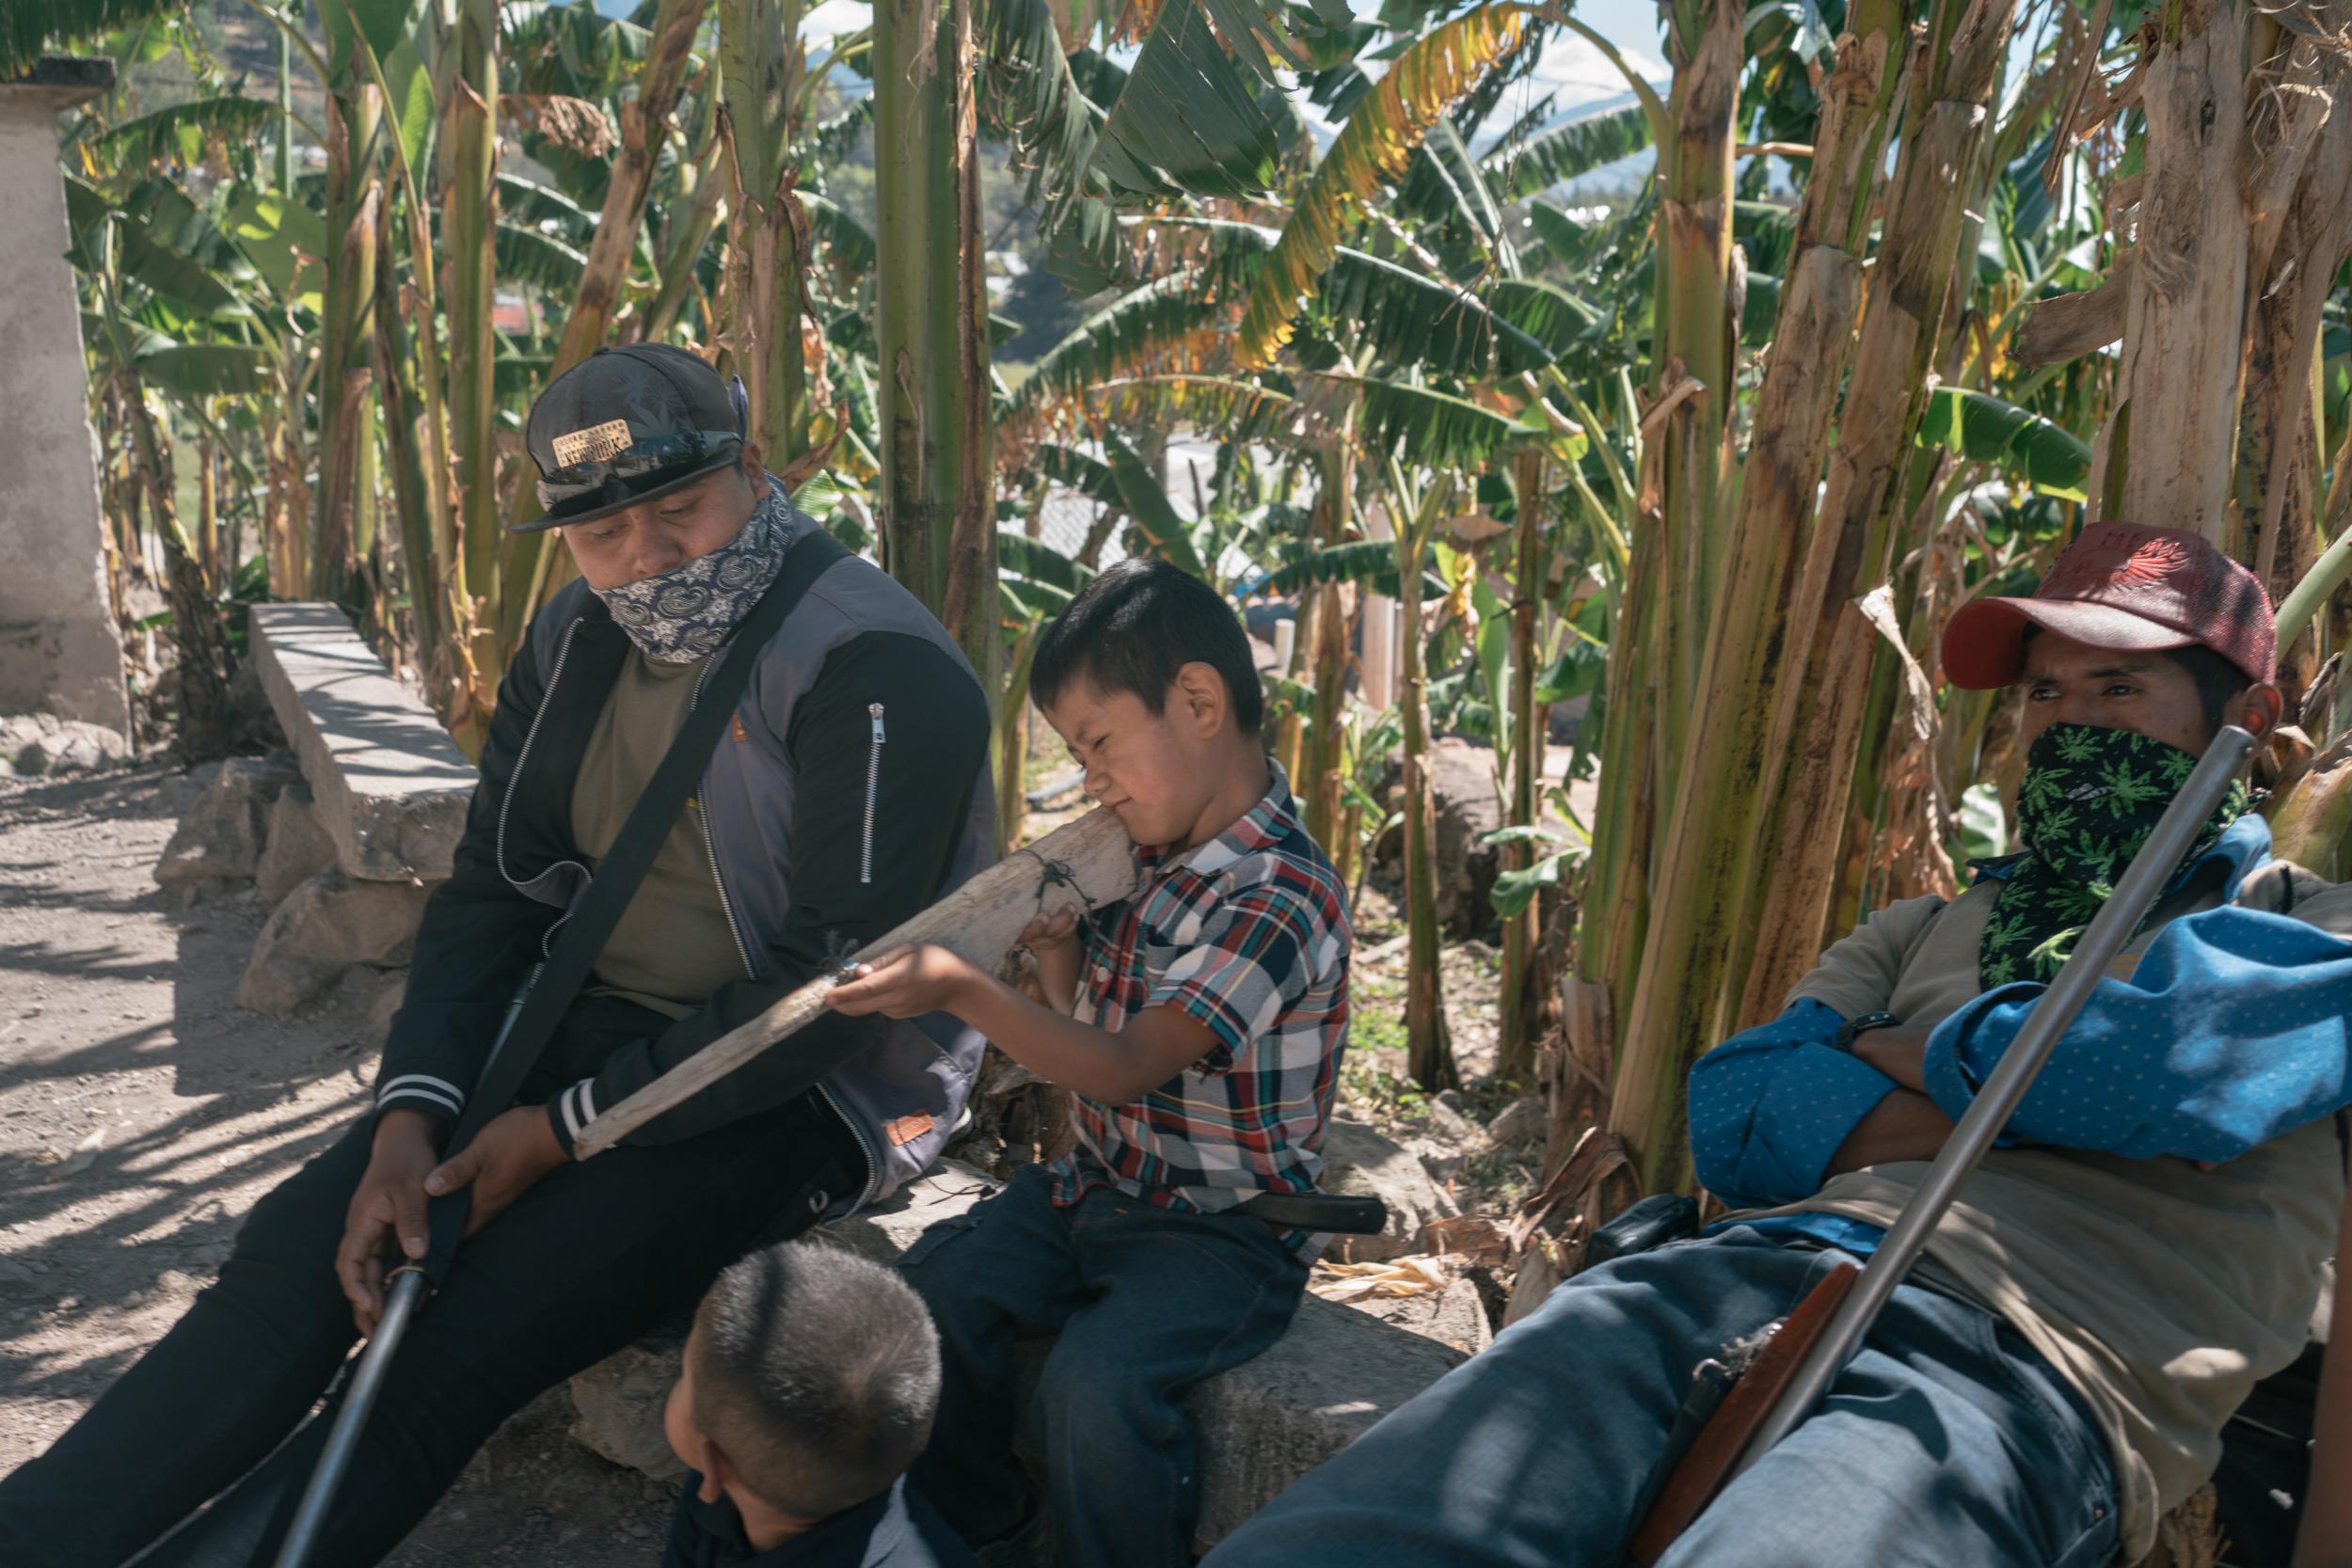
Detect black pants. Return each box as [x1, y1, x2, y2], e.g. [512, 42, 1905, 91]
[0, 997, 857, 1568]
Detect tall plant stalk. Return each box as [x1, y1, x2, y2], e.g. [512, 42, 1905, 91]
[1499, 447, 1546, 1082]
[874, 0, 995, 682]
[443, 0, 501, 691]
[311, 69, 381, 604]
[722, 0, 812, 470]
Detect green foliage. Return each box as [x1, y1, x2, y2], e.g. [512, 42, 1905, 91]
[1479, 101, 1652, 202]
[1915, 388, 2093, 502]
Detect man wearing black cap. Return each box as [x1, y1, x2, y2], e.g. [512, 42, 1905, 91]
[0, 345, 996, 1568]
[1204, 525, 2352, 1568]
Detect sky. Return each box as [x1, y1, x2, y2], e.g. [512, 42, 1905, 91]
[595, 0, 1672, 123]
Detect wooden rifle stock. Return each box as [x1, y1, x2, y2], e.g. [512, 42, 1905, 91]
[1626, 1261, 1859, 1565]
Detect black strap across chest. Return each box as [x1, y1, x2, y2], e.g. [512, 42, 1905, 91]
[425, 525, 847, 1275]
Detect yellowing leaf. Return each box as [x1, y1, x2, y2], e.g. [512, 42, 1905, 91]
[1236, 3, 1530, 368]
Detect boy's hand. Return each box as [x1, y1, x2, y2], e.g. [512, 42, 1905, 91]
[1018, 908, 1079, 953]
[829, 944, 988, 1019]
[337, 1109, 440, 1338]
[423, 1105, 568, 1240]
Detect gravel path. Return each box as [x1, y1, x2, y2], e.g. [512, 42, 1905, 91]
[0, 762, 674, 1565]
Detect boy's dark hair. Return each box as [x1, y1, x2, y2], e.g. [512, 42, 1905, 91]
[2018, 626, 2249, 736]
[692, 1243, 941, 1519]
[1030, 558, 1264, 736]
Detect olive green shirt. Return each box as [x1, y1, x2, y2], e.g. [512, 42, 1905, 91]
[569, 648, 748, 1020]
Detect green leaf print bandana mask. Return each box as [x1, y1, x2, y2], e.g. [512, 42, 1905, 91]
[1979, 722, 2250, 989]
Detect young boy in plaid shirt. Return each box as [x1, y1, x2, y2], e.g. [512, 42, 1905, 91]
[828, 559, 1352, 1568]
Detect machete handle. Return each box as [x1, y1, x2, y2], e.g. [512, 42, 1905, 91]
[1626, 1260, 1860, 1565]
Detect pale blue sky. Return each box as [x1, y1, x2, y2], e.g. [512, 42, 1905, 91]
[591, 0, 1673, 109]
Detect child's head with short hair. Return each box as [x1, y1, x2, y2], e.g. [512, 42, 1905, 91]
[1029, 559, 1271, 853]
[664, 1242, 940, 1537]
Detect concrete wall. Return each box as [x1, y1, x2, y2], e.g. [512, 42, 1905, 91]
[0, 86, 129, 736]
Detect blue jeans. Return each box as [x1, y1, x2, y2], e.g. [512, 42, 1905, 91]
[901, 1165, 1308, 1568]
[1201, 1227, 2121, 1568]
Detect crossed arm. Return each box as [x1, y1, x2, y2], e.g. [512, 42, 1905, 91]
[1690, 902, 2352, 1211]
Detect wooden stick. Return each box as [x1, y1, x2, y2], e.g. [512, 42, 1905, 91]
[572, 808, 1137, 1158]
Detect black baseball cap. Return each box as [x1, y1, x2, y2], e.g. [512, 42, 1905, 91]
[518, 343, 749, 530]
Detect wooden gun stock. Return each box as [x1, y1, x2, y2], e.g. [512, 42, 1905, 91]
[1626, 1261, 1860, 1565]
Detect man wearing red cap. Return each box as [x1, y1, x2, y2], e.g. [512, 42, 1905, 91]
[1203, 524, 2352, 1568]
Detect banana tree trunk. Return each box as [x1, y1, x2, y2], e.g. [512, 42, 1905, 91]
[2110, 0, 2249, 541]
[723, 0, 811, 472]
[1578, 0, 1743, 1187]
[1394, 486, 1456, 1092]
[643, 101, 729, 344]
[1736, 0, 2014, 1033]
[119, 369, 231, 756]
[874, 0, 995, 685]
[2232, 8, 2352, 705]
[443, 0, 502, 688]
[1303, 431, 1355, 848]
[1499, 449, 1547, 1083]
[373, 190, 443, 665]
[312, 72, 382, 605]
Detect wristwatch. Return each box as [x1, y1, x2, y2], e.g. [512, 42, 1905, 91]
[1835, 1011, 1900, 1053]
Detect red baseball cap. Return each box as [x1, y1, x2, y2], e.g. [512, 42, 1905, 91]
[1941, 523, 2276, 691]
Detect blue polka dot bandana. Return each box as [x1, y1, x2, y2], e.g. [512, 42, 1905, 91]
[1980, 722, 2251, 989]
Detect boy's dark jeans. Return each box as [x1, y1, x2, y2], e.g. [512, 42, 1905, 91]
[902, 1165, 1309, 1568]
[0, 997, 854, 1568]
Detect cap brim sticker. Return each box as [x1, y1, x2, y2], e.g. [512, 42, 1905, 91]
[550, 418, 633, 468]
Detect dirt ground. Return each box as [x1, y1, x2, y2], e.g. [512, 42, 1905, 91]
[0, 762, 674, 1565]
[0, 761, 1529, 1566]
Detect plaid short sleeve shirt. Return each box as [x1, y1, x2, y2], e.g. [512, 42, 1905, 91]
[1045, 761, 1351, 1249]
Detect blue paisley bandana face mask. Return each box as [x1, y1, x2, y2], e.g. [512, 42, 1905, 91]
[591, 481, 794, 663]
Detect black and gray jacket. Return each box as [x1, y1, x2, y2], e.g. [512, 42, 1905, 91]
[375, 502, 995, 1215]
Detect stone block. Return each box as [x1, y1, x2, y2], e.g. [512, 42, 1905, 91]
[1320, 1118, 1458, 1264]
[255, 783, 338, 907]
[567, 1165, 1470, 1555]
[248, 604, 475, 881]
[235, 868, 431, 1016]
[154, 753, 300, 899]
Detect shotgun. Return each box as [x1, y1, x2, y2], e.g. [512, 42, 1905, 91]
[270, 968, 540, 1568]
[1629, 724, 2259, 1562]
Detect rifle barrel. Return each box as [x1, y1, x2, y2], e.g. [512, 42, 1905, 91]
[1726, 724, 2258, 1477]
[271, 1266, 430, 1568]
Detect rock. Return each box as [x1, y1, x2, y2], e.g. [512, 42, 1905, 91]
[255, 783, 338, 907]
[1480, 1093, 1547, 1153]
[3, 713, 128, 776]
[1320, 1118, 1458, 1264]
[235, 868, 432, 1016]
[569, 1319, 691, 1482]
[154, 753, 300, 898]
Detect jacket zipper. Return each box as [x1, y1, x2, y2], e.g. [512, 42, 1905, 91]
[690, 655, 758, 982]
[860, 703, 885, 884]
[498, 619, 592, 957]
[691, 668, 877, 1205]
